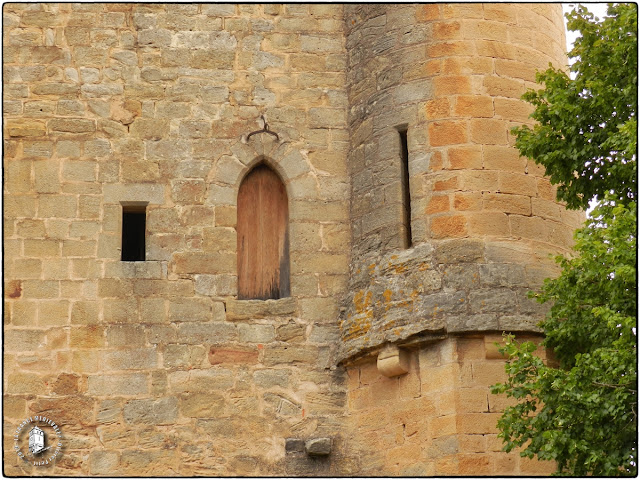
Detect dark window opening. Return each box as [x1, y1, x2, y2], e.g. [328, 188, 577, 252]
[237, 164, 290, 300]
[121, 205, 146, 261]
[399, 128, 413, 248]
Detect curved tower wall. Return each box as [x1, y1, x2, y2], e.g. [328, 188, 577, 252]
[341, 4, 583, 476]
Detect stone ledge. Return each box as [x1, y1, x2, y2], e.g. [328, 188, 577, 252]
[225, 297, 297, 321]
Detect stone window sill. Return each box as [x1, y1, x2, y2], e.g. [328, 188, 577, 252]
[226, 297, 297, 320]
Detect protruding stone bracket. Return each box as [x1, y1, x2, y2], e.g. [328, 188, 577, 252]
[377, 344, 409, 377]
[305, 437, 332, 456]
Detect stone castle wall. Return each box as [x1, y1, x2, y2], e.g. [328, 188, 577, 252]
[4, 3, 581, 476]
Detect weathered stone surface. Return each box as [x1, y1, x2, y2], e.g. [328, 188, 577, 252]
[123, 397, 178, 425]
[226, 297, 298, 320]
[3, 3, 575, 477]
[305, 437, 332, 456]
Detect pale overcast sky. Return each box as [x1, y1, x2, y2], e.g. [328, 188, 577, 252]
[563, 3, 610, 51]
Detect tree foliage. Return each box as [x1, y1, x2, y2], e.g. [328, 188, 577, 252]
[492, 199, 637, 476]
[513, 3, 637, 210]
[493, 4, 638, 476]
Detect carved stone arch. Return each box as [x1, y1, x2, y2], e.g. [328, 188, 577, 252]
[236, 161, 290, 300]
[236, 155, 291, 197]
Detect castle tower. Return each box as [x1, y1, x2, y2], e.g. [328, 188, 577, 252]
[3, 3, 581, 476]
[339, 4, 583, 475]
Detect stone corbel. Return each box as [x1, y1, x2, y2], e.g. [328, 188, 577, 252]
[377, 344, 409, 377]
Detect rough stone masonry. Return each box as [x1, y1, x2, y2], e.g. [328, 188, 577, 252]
[3, 3, 583, 476]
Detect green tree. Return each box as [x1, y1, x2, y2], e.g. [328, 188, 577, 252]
[513, 3, 637, 210]
[493, 4, 638, 476]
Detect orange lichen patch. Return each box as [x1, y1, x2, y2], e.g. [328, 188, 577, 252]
[354, 290, 373, 314]
[394, 263, 408, 274]
[383, 289, 393, 304]
[418, 262, 431, 271]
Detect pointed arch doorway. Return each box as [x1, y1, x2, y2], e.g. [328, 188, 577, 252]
[237, 163, 291, 300]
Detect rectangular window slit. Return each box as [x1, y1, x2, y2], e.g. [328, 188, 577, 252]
[399, 128, 412, 248]
[121, 204, 146, 261]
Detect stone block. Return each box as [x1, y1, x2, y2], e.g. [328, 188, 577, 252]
[70, 326, 105, 348]
[238, 324, 276, 343]
[469, 288, 517, 314]
[168, 368, 234, 392]
[22, 280, 60, 298]
[176, 322, 237, 344]
[226, 297, 297, 320]
[262, 345, 319, 366]
[6, 119, 46, 137]
[103, 183, 165, 204]
[168, 298, 212, 323]
[428, 120, 467, 147]
[106, 349, 157, 370]
[430, 214, 468, 238]
[5, 329, 47, 352]
[87, 373, 148, 396]
[172, 252, 235, 275]
[90, 451, 120, 475]
[208, 347, 259, 365]
[48, 118, 96, 134]
[253, 369, 291, 388]
[377, 344, 409, 377]
[123, 397, 178, 425]
[106, 325, 146, 347]
[447, 146, 483, 170]
[467, 211, 510, 237]
[180, 392, 225, 418]
[305, 437, 332, 456]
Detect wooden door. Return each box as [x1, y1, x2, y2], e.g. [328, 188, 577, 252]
[237, 165, 290, 300]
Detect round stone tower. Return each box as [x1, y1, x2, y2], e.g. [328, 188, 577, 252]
[339, 3, 583, 476]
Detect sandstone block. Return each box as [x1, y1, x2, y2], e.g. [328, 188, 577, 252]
[469, 288, 517, 314]
[226, 297, 297, 320]
[434, 239, 484, 264]
[180, 392, 225, 418]
[168, 368, 234, 392]
[305, 437, 332, 456]
[70, 325, 105, 348]
[253, 369, 291, 388]
[49, 118, 96, 134]
[88, 373, 148, 396]
[428, 120, 467, 147]
[176, 322, 237, 344]
[123, 397, 178, 425]
[238, 324, 276, 343]
[430, 215, 468, 238]
[448, 146, 483, 170]
[208, 347, 259, 365]
[106, 349, 157, 370]
[6, 119, 46, 137]
[262, 345, 319, 366]
[172, 252, 235, 275]
[105, 325, 146, 347]
[467, 211, 510, 237]
[22, 279, 59, 298]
